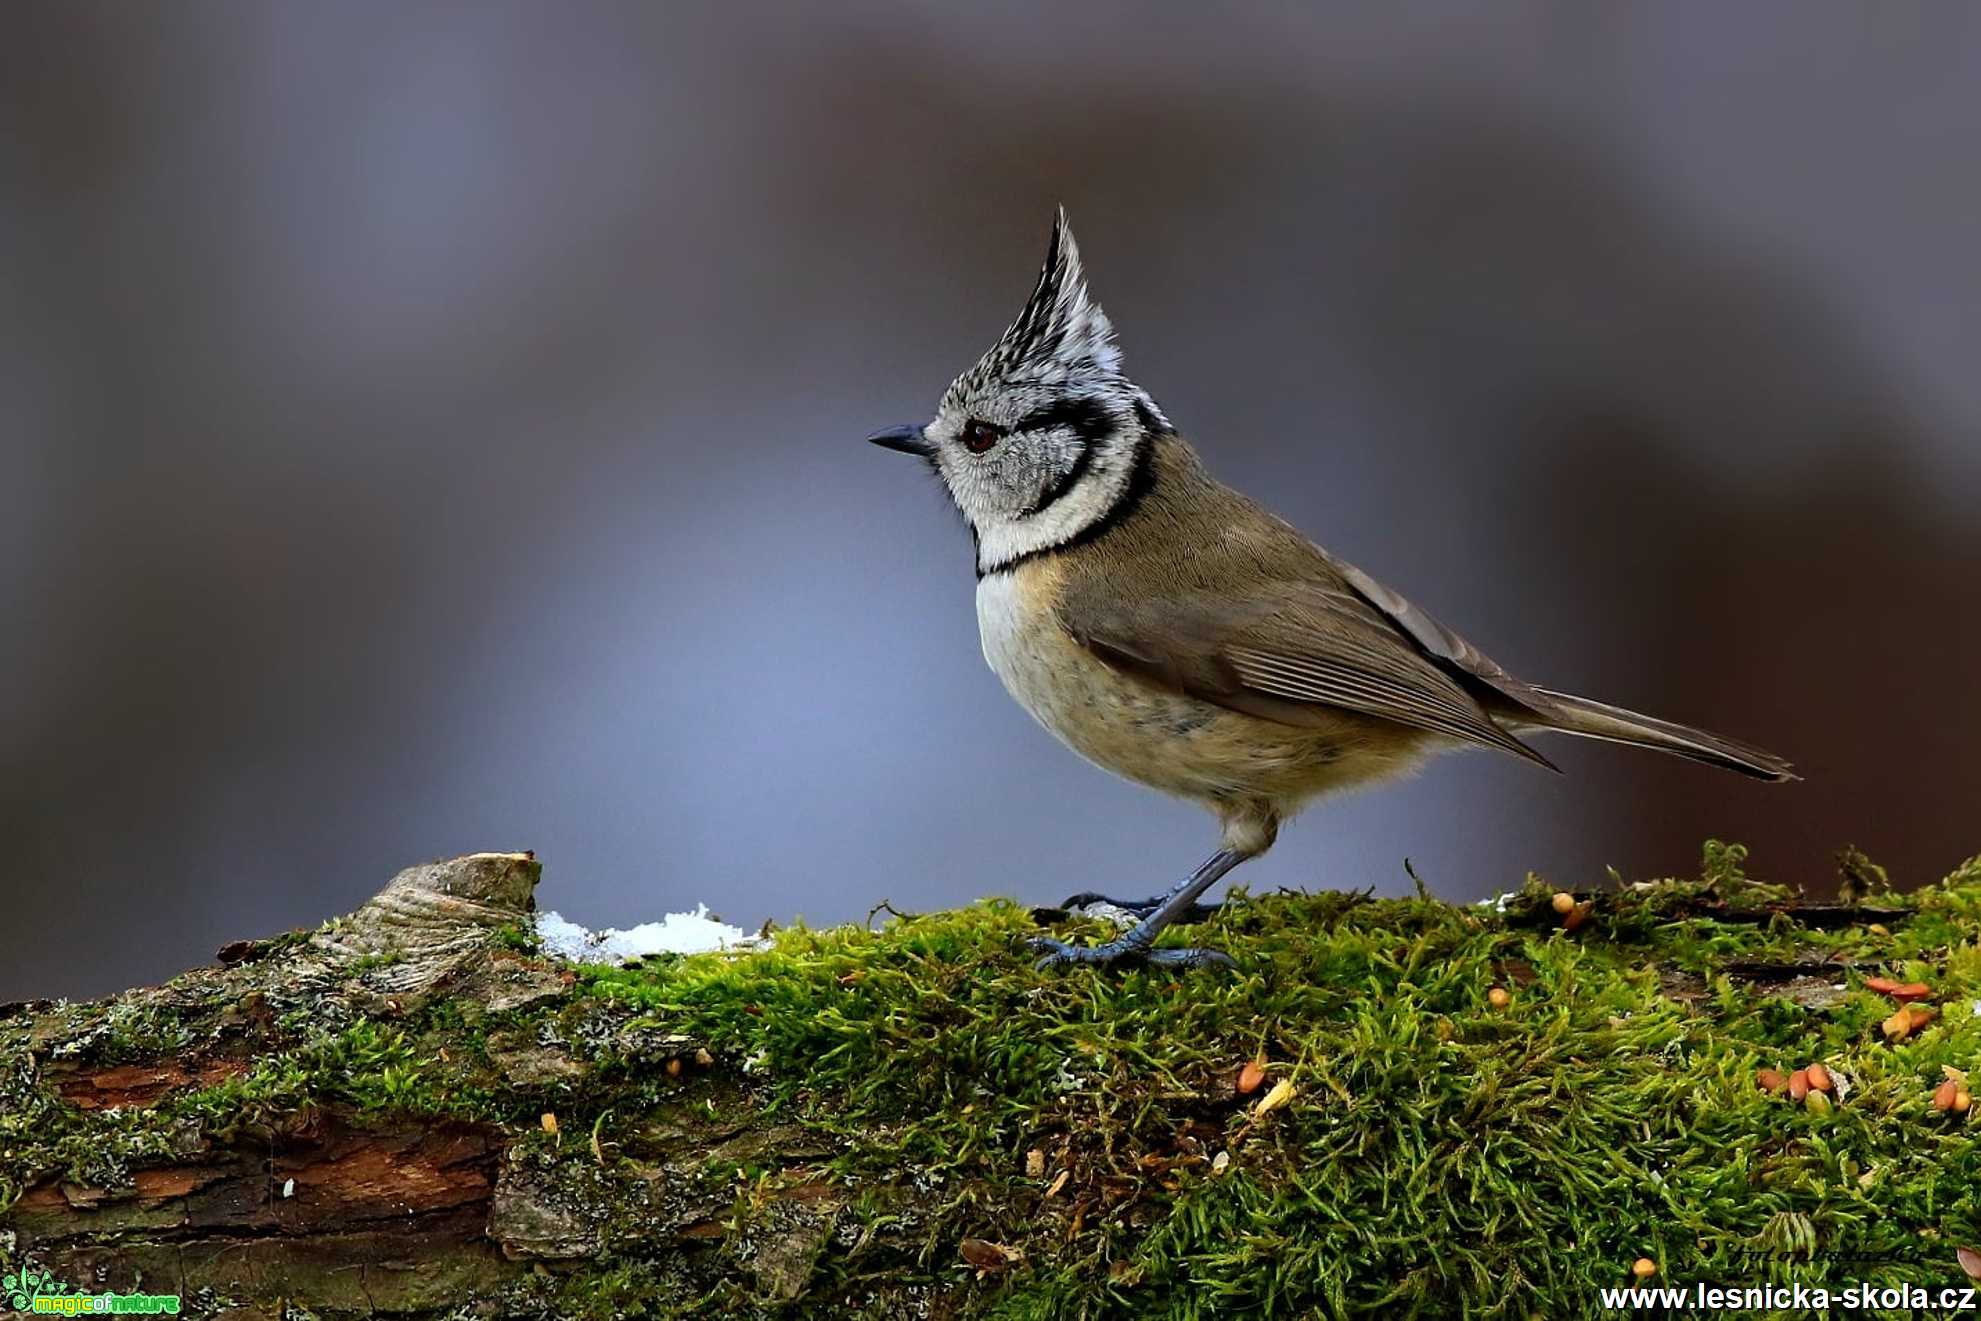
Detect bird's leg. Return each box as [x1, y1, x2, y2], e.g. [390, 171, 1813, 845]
[1030, 848, 1249, 972]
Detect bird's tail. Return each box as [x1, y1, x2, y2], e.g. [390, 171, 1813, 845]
[1518, 687, 1797, 782]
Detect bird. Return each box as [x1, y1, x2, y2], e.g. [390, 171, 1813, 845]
[867, 210, 1794, 972]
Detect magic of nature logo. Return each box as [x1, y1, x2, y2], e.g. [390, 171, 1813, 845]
[4, 1263, 181, 1315]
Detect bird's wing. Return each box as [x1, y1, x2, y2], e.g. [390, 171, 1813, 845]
[1319, 548, 1795, 779]
[1059, 572, 1557, 769]
[1312, 546, 1560, 718]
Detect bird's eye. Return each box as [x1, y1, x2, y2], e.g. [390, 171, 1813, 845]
[961, 419, 1004, 454]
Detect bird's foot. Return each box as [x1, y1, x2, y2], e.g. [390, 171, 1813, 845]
[1057, 891, 1224, 923]
[1026, 936, 1235, 973]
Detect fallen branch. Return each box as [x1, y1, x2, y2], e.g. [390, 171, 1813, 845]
[3, 845, 1980, 1316]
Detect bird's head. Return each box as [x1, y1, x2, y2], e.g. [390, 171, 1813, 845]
[868, 210, 1168, 575]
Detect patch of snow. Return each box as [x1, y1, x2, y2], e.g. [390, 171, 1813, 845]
[1068, 900, 1139, 929]
[536, 905, 757, 964]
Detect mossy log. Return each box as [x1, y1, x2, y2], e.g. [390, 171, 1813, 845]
[4, 846, 1981, 1318]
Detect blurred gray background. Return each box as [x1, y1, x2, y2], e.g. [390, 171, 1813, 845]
[4, 2, 1977, 1001]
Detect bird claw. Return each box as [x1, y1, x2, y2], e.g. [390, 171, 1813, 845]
[1026, 936, 1236, 973]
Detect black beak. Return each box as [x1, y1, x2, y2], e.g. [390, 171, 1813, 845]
[866, 424, 934, 457]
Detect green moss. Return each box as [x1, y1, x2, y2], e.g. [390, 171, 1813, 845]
[6, 843, 1981, 1318]
[569, 844, 1981, 1316]
[492, 920, 544, 956]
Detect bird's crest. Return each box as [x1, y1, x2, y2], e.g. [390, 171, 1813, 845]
[952, 209, 1122, 404]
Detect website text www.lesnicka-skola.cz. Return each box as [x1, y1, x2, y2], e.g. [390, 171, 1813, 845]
[1602, 1281, 1979, 1312]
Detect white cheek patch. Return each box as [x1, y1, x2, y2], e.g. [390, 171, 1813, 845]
[974, 434, 1142, 574]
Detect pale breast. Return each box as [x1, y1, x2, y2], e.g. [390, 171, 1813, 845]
[975, 567, 1080, 738]
[974, 565, 1414, 810]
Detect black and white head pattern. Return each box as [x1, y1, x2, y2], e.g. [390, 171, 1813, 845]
[925, 210, 1169, 576]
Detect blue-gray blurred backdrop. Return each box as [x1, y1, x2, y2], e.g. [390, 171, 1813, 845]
[5, 2, 1978, 1000]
